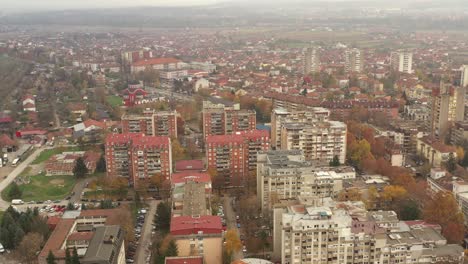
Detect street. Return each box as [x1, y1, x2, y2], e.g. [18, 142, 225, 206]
[0, 146, 45, 210]
[134, 200, 159, 264]
[224, 196, 243, 261]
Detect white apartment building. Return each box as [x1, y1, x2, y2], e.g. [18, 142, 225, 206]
[256, 150, 355, 211]
[460, 65, 468, 88]
[391, 51, 413, 74]
[303, 47, 320, 74]
[345, 48, 363, 73]
[280, 121, 347, 165]
[271, 108, 330, 150]
[274, 199, 464, 264]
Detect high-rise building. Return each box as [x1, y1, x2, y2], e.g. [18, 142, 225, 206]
[206, 130, 269, 187]
[271, 108, 330, 149]
[105, 133, 172, 187]
[257, 150, 355, 211]
[391, 51, 413, 74]
[303, 47, 320, 75]
[121, 109, 178, 138]
[460, 65, 468, 87]
[272, 108, 346, 165]
[345, 48, 363, 73]
[202, 99, 256, 139]
[274, 199, 464, 264]
[428, 82, 465, 137]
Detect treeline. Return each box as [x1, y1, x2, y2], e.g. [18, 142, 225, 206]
[0, 206, 50, 249]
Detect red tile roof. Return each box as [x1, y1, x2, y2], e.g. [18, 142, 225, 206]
[170, 216, 222, 236]
[175, 160, 204, 172]
[171, 171, 211, 185]
[165, 256, 204, 264]
[38, 219, 75, 259]
[132, 57, 181, 67]
[105, 133, 144, 144]
[0, 134, 15, 146]
[131, 135, 170, 147]
[206, 134, 244, 145]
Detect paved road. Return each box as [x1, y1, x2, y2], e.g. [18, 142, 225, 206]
[0, 147, 45, 210]
[134, 200, 159, 264]
[224, 196, 243, 261]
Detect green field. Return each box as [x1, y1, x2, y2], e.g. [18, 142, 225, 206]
[106, 95, 123, 107]
[2, 173, 76, 202]
[32, 147, 80, 164]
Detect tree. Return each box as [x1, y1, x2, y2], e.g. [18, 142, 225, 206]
[171, 139, 185, 161]
[95, 155, 106, 173]
[116, 206, 134, 245]
[73, 157, 88, 178]
[166, 240, 178, 257]
[224, 229, 242, 257]
[445, 153, 457, 173]
[337, 188, 362, 201]
[46, 250, 57, 264]
[329, 155, 340, 167]
[71, 247, 80, 264]
[8, 182, 22, 200]
[424, 191, 464, 243]
[399, 200, 421, 220]
[17, 232, 44, 264]
[65, 248, 72, 264]
[155, 202, 171, 234]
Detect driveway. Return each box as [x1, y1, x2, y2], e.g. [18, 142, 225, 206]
[224, 196, 243, 261]
[0, 147, 45, 210]
[134, 200, 159, 264]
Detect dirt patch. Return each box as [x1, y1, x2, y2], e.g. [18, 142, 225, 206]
[50, 179, 65, 185]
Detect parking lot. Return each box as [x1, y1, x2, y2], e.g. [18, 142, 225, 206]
[128, 200, 158, 264]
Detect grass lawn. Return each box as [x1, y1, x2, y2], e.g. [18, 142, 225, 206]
[2, 173, 76, 202]
[32, 147, 80, 165]
[106, 95, 123, 107]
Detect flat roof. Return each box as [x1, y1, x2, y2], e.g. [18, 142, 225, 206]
[82, 225, 123, 264]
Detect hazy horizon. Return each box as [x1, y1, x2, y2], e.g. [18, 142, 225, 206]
[0, 0, 451, 13]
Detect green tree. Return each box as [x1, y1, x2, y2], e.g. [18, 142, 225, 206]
[95, 155, 106, 173]
[399, 200, 421, 220]
[165, 240, 178, 257]
[8, 182, 22, 200]
[72, 247, 80, 264]
[65, 248, 72, 264]
[329, 155, 340, 167]
[46, 250, 57, 264]
[155, 202, 171, 234]
[445, 153, 456, 173]
[73, 157, 88, 178]
[67, 202, 75, 211]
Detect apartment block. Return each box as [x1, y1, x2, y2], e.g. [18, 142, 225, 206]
[416, 136, 456, 167]
[257, 150, 355, 211]
[202, 104, 256, 139]
[121, 109, 178, 138]
[345, 48, 363, 73]
[279, 120, 347, 165]
[273, 199, 464, 264]
[271, 108, 330, 150]
[171, 171, 212, 217]
[450, 121, 468, 146]
[105, 133, 172, 187]
[206, 130, 269, 187]
[428, 83, 465, 137]
[391, 51, 413, 74]
[303, 47, 320, 74]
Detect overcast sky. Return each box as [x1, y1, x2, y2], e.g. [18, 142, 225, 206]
[0, 0, 222, 12]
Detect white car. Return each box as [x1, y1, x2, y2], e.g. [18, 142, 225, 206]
[0, 243, 5, 253]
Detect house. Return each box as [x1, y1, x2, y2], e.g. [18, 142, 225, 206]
[0, 134, 16, 152]
[67, 102, 87, 116]
[22, 95, 36, 112]
[72, 119, 106, 142]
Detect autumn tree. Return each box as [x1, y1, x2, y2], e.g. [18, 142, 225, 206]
[365, 186, 379, 210]
[337, 188, 362, 202]
[171, 138, 185, 161]
[424, 191, 465, 243]
[16, 232, 44, 264]
[116, 205, 135, 245]
[380, 185, 407, 209]
[347, 138, 373, 168]
[225, 229, 242, 258]
[445, 153, 457, 173]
